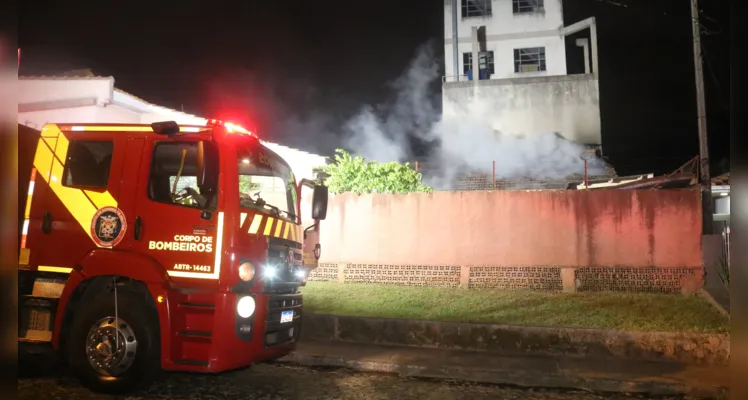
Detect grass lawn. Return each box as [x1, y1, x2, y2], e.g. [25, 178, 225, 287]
[301, 282, 729, 333]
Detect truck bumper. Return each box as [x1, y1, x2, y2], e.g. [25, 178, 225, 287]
[161, 289, 301, 373]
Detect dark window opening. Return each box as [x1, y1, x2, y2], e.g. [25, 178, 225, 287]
[461, 0, 492, 18]
[148, 141, 218, 210]
[463, 51, 495, 79]
[513, 47, 547, 73]
[513, 0, 544, 14]
[62, 140, 114, 188]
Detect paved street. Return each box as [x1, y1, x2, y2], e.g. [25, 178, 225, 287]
[18, 363, 692, 400]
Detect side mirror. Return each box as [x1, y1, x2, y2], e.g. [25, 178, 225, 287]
[311, 185, 328, 220]
[196, 141, 206, 187]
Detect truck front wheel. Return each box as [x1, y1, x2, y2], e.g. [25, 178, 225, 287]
[68, 289, 161, 394]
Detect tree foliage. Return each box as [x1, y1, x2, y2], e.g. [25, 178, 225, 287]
[321, 149, 433, 195]
[238, 177, 261, 194]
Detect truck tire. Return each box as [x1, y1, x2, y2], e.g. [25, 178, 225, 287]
[67, 289, 161, 394]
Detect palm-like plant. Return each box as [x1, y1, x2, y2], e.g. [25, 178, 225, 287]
[717, 227, 730, 290]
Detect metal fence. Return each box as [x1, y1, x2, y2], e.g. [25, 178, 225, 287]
[409, 160, 618, 191]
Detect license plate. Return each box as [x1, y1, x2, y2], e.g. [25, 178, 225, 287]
[280, 310, 294, 323]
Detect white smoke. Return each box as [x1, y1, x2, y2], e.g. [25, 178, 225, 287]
[341, 43, 441, 163]
[281, 42, 608, 189]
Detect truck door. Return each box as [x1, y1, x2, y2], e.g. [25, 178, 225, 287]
[129, 138, 222, 280]
[29, 128, 126, 271]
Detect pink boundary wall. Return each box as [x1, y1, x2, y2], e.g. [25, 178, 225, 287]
[318, 190, 702, 269]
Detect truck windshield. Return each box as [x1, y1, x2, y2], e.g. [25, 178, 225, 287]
[237, 146, 297, 221]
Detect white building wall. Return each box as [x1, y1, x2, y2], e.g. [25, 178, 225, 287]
[20, 106, 101, 130]
[443, 74, 601, 145]
[444, 0, 567, 81]
[17, 77, 114, 105]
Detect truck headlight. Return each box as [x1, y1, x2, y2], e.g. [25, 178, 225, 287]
[238, 262, 255, 282]
[237, 296, 256, 318]
[263, 266, 277, 279]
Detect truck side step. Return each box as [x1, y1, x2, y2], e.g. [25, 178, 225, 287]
[31, 278, 66, 297]
[19, 329, 53, 343]
[18, 274, 65, 344]
[178, 302, 215, 311]
[177, 330, 212, 339]
[174, 359, 209, 367]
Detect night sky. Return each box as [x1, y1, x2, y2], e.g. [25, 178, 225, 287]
[18, 0, 729, 176]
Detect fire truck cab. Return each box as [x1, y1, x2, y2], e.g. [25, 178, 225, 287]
[18, 120, 328, 393]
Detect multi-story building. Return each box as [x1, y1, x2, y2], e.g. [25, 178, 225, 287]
[445, 0, 568, 81]
[442, 0, 603, 149]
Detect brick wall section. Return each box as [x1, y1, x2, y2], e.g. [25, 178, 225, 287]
[309, 263, 703, 294]
[310, 190, 704, 293]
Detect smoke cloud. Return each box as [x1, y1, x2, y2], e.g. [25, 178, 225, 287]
[278, 42, 608, 189]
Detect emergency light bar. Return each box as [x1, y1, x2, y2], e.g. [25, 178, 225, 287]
[206, 119, 258, 138]
[149, 119, 258, 138]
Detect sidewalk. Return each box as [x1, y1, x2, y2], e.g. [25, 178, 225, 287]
[279, 340, 729, 398]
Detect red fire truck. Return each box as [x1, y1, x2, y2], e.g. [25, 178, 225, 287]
[17, 120, 328, 393]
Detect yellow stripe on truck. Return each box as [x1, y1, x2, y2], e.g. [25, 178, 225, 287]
[31, 124, 118, 247]
[38, 266, 73, 273]
[75, 125, 155, 132]
[274, 220, 283, 238]
[248, 214, 263, 234]
[238, 212, 302, 242]
[264, 217, 274, 236]
[283, 223, 290, 240]
[48, 153, 100, 242]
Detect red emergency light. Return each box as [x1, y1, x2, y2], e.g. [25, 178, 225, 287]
[207, 119, 258, 138]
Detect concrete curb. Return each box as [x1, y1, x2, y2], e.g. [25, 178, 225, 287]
[698, 288, 730, 319]
[302, 313, 730, 366]
[279, 350, 728, 398]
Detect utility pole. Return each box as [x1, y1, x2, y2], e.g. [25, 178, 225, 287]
[690, 0, 713, 234]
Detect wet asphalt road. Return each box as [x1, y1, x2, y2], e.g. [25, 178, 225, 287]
[19, 363, 692, 400]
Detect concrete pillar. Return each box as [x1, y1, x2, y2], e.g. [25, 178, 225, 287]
[459, 265, 471, 288]
[590, 21, 599, 75]
[337, 263, 346, 283]
[471, 26, 480, 84]
[451, 0, 459, 82]
[575, 38, 590, 74]
[560, 267, 577, 293]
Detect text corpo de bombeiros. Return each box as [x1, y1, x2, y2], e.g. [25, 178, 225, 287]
[148, 235, 214, 252]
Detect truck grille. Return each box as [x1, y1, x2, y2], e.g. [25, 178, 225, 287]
[262, 237, 303, 346]
[263, 237, 303, 294]
[264, 293, 302, 347]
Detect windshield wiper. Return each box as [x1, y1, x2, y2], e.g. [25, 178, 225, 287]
[243, 195, 295, 221]
[262, 203, 282, 217]
[281, 209, 297, 221]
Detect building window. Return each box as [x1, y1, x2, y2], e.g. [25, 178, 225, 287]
[463, 51, 494, 79]
[462, 0, 492, 18]
[513, 0, 544, 14]
[513, 47, 546, 73]
[62, 140, 114, 188]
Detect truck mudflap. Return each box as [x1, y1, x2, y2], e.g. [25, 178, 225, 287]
[18, 269, 66, 343]
[18, 268, 67, 372]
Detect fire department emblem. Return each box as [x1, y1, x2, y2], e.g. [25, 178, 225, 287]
[91, 206, 127, 248]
